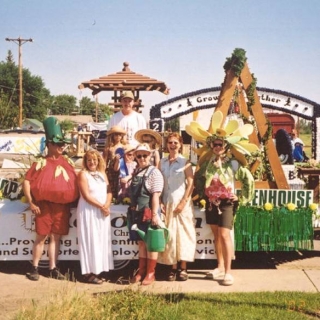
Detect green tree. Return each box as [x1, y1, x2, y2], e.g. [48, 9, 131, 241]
[79, 96, 95, 115]
[0, 50, 51, 126]
[297, 119, 311, 135]
[0, 91, 18, 129]
[91, 103, 114, 122]
[6, 50, 14, 64]
[60, 119, 75, 134]
[50, 94, 77, 115]
[98, 103, 113, 122]
[165, 118, 180, 132]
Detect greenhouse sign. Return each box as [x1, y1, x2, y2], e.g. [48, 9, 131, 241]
[237, 189, 313, 207]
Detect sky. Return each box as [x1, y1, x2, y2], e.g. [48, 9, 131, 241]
[1, 0, 320, 120]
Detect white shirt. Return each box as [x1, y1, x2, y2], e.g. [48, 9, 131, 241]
[108, 111, 146, 147]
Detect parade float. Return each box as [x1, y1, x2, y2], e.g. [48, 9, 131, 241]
[0, 49, 317, 267]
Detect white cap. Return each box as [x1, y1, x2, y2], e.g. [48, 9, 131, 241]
[134, 143, 151, 154]
[294, 138, 304, 146]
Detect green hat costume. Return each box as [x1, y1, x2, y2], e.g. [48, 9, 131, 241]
[43, 117, 71, 144]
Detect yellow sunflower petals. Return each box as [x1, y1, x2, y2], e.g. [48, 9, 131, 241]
[208, 111, 224, 134]
[225, 119, 240, 135]
[233, 124, 254, 138]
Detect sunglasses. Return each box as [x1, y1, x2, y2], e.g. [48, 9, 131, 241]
[143, 140, 152, 143]
[126, 153, 134, 156]
[136, 154, 149, 159]
[168, 141, 179, 145]
[213, 143, 223, 147]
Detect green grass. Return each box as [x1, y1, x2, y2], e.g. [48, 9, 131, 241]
[299, 133, 311, 158]
[14, 289, 320, 320]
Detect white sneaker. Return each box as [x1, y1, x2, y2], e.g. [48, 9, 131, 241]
[221, 273, 234, 286]
[205, 268, 225, 280]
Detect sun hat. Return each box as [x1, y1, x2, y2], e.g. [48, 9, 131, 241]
[123, 144, 136, 154]
[134, 143, 151, 154]
[107, 125, 127, 136]
[120, 91, 134, 100]
[134, 129, 162, 146]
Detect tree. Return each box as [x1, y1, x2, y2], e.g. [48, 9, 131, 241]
[97, 103, 113, 122]
[6, 50, 14, 64]
[49, 94, 77, 115]
[0, 91, 18, 129]
[79, 96, 95, 115]
[0, 50, 51, 127]
[60, 119, 75, 134]
[165, 118, 180, 132]
[91, 102, 114, 122]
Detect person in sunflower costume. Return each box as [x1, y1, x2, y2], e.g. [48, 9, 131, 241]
[23, 117, 79, 281]
[186, 111, 258, 286]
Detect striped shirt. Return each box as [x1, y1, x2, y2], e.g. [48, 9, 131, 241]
[135, 166, 163, 194]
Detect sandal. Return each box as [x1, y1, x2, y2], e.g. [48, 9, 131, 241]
[177, 269, 188, 281]
[167, 269, 177, 281]
[83, 273, 103, 285]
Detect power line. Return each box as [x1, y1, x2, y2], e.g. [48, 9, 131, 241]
[5, 37, 33, 127]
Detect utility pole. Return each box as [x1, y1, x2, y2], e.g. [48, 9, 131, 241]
[5, 37, 33, 128]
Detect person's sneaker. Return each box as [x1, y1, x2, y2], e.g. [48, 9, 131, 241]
[26, 266, 39, 281]
[205, 268, 225, 280]
[221, 273, 234, 286]
[49, 268, 66, 280]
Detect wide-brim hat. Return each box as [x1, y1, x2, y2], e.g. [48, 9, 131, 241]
[134, 129, 162, 146]
[123, 144, 135, 154]
[43, 117, 71, 144]
[120, 91, 134, 100]
[107, 125, 127, 136]
[134, 143, 151, 154]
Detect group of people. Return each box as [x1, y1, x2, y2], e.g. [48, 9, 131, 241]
[24, 91, 241, 287]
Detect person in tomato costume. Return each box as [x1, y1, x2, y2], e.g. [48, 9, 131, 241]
[23, 117, 79, 281]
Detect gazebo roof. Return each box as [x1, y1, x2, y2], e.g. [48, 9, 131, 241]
[78, 62, 170, 96]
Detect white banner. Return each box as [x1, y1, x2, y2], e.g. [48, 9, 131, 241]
[0, 200, 222, 261]
[0, 136, 44, 154]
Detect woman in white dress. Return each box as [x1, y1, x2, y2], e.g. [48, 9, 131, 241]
[159, 132, 196, 281]
[77, 150, 114, 284]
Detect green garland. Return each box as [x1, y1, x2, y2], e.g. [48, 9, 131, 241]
[223, 48, 247, 77]
[246, 73, 257, 112]
[235, 205, 314, 251]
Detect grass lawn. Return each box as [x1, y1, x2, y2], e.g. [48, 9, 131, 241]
[299, 133, 311, 158]
[15, 289, 320, 320]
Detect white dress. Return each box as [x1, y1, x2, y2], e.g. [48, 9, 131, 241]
[77, 171, 114, 274]
[158, 155, 196, 265]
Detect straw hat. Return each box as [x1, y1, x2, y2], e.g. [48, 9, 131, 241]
[134, 143, 151, 154]
[123, 144, 135, 154]
[134, 129, 162, 146]
[107, 125, 126, 136]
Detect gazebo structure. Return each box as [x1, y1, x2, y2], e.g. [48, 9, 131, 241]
[78, 62, 170, 112]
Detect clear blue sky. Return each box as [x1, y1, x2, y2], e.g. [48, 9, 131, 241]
[1, 0, 320, 119]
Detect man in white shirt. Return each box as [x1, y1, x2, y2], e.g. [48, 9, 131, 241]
[108, 91, 146, 146]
